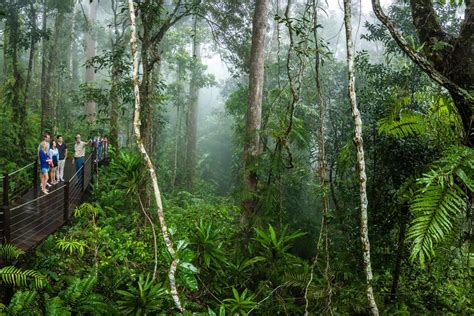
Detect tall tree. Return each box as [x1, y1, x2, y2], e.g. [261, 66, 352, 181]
[85, 0, 98, 123]
[137, 0, 197, 152]
[109, 0, 128, 149]
[371, 0, 474, 146]
[241, 0, 269, 223]
[127, 0, 183, 311]
[343, 0, 379, 314]
[5, 2, 26, 148]
[184, 15, 201, 189]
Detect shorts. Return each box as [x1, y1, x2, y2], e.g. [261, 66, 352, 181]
[41, 168, 49, 174]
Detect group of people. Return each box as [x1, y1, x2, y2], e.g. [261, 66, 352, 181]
[37, 133, 108, 195]
[38, 133, 68, 195]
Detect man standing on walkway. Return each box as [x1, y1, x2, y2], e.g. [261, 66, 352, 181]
[56, 135, 68, 182]
[73, 134, 90, 184]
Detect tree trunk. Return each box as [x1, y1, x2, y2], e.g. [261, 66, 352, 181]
[241, 0, 269, 223]
[389, 205, 409, 304]
[40, 3, 48, 134]
[24, 1, 36, 109]
[44, 10, 63, 134]
[110, 59, 121, 149]
[8, 8, 26, 149]
[343, 0, 379, 315]
[127, 0, 183, 311]
[372, 0, 474, 146]
[85, 0, 97, 123]
[185, 16, 201, 190]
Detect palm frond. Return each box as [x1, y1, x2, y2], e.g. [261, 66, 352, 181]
[0, 266, 46, 288]
[378, 110, 427, 138]
[407, 145, 474, 266]
[0, 244, 25, 261]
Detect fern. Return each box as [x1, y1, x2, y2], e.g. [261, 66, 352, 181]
[407, 145, 473, 266]
[61, 275, 97, 305]
[378, 110, 427, 138]
[45, 297, 71, 316]
[0, 266, 46, 288]
[0, 244, 25, 261]
[6, 290, 38, 315]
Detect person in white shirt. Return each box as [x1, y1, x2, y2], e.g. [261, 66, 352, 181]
[73, 134, 90, 184]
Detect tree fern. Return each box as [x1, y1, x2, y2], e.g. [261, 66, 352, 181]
[0, 266, 46, 288]
[407, 145, 473, 266]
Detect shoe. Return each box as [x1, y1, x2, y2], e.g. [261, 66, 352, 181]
[42, 189, 49, 194]
[46, 183, 52, 187]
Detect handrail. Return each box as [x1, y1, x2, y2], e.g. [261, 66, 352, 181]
[10, 185, 66, 211]
[8, 162, 35, 176]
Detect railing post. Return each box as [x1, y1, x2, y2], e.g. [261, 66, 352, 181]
[2, 173, 11, 243]
[33, 159, 38, 197]
[64, 181, 69, 223]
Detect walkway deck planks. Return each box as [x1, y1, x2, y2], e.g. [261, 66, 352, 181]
[1, 155, 95, 250]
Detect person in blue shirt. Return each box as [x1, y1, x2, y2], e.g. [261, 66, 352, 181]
[39, 141, 52, 194]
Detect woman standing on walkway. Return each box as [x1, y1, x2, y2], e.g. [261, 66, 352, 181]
[39, 141, 51, 194]
[49, 141, 59, 185]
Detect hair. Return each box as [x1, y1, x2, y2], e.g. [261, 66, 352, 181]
[51, 140, 57, 148]
[43, 133, 50, 139]
[40, 141, 48, 151]
[57, 135, 62, 139]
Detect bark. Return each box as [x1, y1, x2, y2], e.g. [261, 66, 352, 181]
[371, 0, 474, 146]
[85, 0, 98, 123]
[44, 11, 63, 134]
[7, 7, 25, 149]
[127, 0, 183, 311]
[40, 3, 48, 134]
[24, 1, 36, 109]
[389, 205, 409, 304]
[71, 9, 79, 87]
[185, 16, 201, 190]
[241, 0, 269, 223]
[343, 0, 379, 315]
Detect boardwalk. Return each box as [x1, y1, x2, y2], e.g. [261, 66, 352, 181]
[1, 154, 95, 250]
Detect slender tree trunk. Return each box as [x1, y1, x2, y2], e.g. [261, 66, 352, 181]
[185, 16, 201, 190]
[71, 8, 79, 86]
[40, 2, 48, 134]
[44, 10, 63, 134]
[343, 0, 379, 315]
[127, 0, 183, 312]
[241, 0, 269, 223]
[110, 59, 121, 149]
[389, 205, 409, 304]
[24, 2, 36, 108]
[8, 8, 26, 149]
[85, 0, 97, 123]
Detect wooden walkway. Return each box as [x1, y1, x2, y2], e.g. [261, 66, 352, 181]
[1, 153, 95, 250]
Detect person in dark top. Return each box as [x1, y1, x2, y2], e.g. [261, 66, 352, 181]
[56, 135, 68, 182]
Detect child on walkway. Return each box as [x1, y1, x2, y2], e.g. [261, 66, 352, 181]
[49, 141, 59, 185]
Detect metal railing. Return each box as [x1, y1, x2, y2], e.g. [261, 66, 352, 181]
[1, 151, 96, 249]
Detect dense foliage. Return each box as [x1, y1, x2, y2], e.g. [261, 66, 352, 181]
[0, 0, 472, 314]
